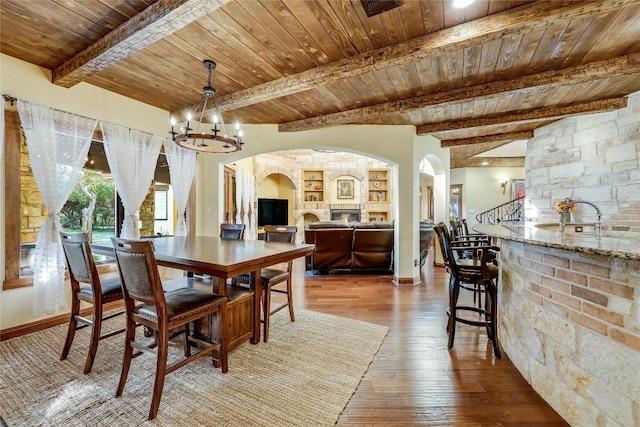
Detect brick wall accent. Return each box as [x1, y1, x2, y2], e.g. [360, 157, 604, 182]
[500, 240, 640, 426]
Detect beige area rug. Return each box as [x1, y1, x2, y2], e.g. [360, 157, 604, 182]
[0, 309, 387, 427]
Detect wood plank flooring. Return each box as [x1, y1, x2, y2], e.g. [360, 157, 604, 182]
[282, 253, 569, 426]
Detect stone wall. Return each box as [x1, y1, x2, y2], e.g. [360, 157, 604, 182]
[139, 184, 156, 237]
[253, 150, 391, 226]
[20, 130, 46, 243]
[525, 90, 640, 236]
[500, 240, 640, 426]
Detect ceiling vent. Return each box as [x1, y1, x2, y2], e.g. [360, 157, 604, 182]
[361, 0, 402, 17]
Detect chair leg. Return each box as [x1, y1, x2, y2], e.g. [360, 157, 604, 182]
[183, 322, 192, 357]
[286, 278, 295, 322]
[218, 308, 228, 373]
[446, 277, 453, 335]
[60, 296, 80, 361]
[149, 327, 169, 420]
[486, 282, 501, 359]
[116, 316, 136, 398]
[83, 303, 102, 374]
[448, 278, 461, 350]
[263, 284, 271, 343]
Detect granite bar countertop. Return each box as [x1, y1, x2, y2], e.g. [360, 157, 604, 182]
[473, 222, 640, 261]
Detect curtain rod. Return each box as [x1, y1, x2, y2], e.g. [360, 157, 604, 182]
[3, 94, 17, 106]
[2, 93, 166, 140]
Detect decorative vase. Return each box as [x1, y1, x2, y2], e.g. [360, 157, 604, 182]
[561, 211, 572, 224]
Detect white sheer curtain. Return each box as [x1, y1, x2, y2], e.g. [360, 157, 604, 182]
[248, 174, 256, 239]
[235, 169, 243, 225]
[163, 140, 196, 236]
[101, 122, 163, 239]
[234, 167, 256, 239]
[17, 100, 96, 315]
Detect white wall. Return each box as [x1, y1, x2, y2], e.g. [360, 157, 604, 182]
[452, 167, 526, 229]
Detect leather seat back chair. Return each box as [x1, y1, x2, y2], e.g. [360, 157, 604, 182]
[260, 225, 298, 342]
[59, 231, 125, 374]
[434, 223, 502, 358]
[219, 223, 245, 239]
[111, 237, 228, 420]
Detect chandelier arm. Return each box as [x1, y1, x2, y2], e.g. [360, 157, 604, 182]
[212, 96, 230, 138]
[198, 97, 209, 131]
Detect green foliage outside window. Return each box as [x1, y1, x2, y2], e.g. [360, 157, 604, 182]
[60, 170, 115, 232]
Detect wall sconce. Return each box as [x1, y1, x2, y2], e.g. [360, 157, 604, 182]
[500, 180, 508, 194]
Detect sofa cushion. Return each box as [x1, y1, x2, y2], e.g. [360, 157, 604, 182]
[304, 228, 353, 270]
[306, 221, 353, 229]
[353, 221, 394, 229]
[351, 228, 394, 271]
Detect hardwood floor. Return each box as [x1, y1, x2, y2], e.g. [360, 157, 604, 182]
[284, 253, 569, 427]
[1, 250, 569, 425]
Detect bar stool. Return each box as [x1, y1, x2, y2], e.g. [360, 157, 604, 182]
[434, 223, 501, 358]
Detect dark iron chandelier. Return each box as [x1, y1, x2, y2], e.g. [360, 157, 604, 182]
[170, 59, 243, 153]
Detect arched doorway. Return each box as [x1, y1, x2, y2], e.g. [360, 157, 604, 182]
[419, 155, 446, 265]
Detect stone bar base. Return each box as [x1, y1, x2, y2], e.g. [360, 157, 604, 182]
[499, 240, 640, 426]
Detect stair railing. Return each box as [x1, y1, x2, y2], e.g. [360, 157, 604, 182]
[476, 196, 525, 224]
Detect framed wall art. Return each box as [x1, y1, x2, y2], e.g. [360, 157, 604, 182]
[337, 179, 354, 199]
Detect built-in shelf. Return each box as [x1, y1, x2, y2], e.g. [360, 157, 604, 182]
[303, 169, 324, 202]
[367, 210, 389, 222]
[367, 168, 389, 203]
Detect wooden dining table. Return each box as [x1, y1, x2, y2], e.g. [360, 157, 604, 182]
[93, 235, 315, 346]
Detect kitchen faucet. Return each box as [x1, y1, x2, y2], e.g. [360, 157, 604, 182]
[564, 199, 604, 238]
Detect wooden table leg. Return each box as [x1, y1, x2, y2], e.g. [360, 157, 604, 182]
[250, 270, 261, 344]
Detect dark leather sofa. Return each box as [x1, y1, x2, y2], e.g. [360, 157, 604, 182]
[304, 221, 394, 273]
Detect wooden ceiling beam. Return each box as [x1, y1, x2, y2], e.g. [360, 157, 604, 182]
[450, 154, 525, 169]
[279, 53, 640, 132]
[217, 0, 638, 112]
[416, 97, 628, 134]
[441, 131, 534, 147]
[52, 0, 230, 88]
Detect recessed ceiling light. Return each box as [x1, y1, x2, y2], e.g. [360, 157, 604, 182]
[452, 0, 476, 9]
[481, 160, 489, 166]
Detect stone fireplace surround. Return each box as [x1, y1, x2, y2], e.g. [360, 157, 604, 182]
[330, 209, 361, 222]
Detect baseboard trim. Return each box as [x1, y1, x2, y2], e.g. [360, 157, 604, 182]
[0, 300, 124, 342]
[393, 275, 420, 285]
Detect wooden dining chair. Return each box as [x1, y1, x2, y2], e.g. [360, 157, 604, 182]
[59, 231, 125, 374]
[219, 223, 245, 239]
[261, 225, 298, 342]
[111, 237, 229, 420]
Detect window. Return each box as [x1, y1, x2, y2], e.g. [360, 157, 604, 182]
[3, 111, 175, 288]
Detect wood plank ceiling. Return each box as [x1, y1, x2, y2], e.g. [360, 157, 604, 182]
[1, 0, 639, 168]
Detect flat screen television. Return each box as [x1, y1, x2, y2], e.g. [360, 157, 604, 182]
[257, 198, 288, 227]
